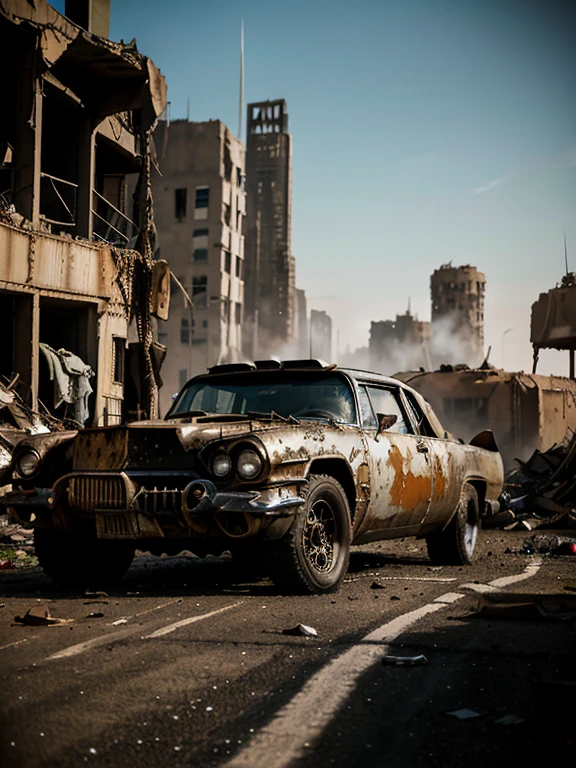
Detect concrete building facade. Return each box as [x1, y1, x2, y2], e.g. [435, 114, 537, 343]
[152, 120, 246, 414]
[430, 264, 486, 367]
[310, 310, 332, 362]
[243, 99, 295, 358]
[369, 310, 431, 374]
[0, 0, 167, 424]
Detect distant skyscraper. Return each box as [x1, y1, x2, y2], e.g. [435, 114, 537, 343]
[244, 99, 295, 357]
[310, 309, 332, 361]
[430, 264, 486, 367]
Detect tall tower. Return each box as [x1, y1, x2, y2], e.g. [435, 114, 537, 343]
[244, 99, 295, 357]
[430, 264, 486, 367]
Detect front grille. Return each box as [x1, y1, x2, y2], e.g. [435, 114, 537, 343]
[96, 513, 137, 538]
[137, 488, 181, 516]
[68, 476, 127, 512]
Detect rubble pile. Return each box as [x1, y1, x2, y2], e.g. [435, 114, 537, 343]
[489, 429, 576, 532]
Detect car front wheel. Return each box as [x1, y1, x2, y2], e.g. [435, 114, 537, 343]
[426, 483, 480, 565]
[266, 474, 351, 594]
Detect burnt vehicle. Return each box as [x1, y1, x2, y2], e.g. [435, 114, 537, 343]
[2, 360, 503, 593]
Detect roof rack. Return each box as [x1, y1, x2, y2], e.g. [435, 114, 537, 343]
[207, 363, 256, 375]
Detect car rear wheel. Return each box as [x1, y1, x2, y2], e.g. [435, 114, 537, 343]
[426, 483, 480, 565]
[34, 527, 135, 589]
[266, 474, 351, 594]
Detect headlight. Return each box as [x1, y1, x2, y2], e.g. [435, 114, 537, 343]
[212, 453, 232, 477]
[236, 450, 262, 480]
[17, 450, 41, 477]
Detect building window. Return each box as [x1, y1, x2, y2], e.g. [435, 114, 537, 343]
[179, 369, 188, 389]
[236, 257, 243, 278]
[112, 337, 125, 384]
[195, 187, 209, 208]
[193, 249, 208, 262]
[180, 318, 190, 345]
[235, 302, 242, 325]
[202, 319, 208, 329]
[193, 228, 209, 238]
[192, 338, 207, 346]
[223, 203, 231, 226]
[175, 188, 187, 220]
[193, 276, 207, 308]
[224, 251, 232, 273]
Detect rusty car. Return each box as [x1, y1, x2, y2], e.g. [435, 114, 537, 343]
[2, 360, 504, 593]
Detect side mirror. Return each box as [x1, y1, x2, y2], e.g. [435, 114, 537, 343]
[376, 413, 397, 438]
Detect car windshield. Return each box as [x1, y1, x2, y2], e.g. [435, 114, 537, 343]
[169, 372, 357, 424]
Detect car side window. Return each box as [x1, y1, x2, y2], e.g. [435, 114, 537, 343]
[366, 386, 412, 435]
[358, 385, 378, 429]
[402, 390, 437, 437]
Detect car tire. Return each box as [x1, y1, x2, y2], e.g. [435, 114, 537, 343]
[426, 483, 480, 565]
[34, 528, 135, 589]
[265, 474, 351, 594]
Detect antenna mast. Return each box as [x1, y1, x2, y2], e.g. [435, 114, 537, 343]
[565, 228, 569, 276]
[238, 19, 244, 140]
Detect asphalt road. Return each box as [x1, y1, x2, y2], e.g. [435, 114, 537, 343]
[0, 531, 574, 768]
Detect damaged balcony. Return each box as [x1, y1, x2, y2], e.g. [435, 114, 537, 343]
[0, 0, 168, 431]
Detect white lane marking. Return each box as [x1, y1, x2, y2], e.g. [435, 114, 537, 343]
[225, 603, 447, 768]
[460, 583, 498, 593]
[142, 602, 243, 639]
[0, 637, 35, 652]
[373, 576, 457, 583]
[107, 598, 180, 625]
[224, 560, 543, 768]
[48, 601, 242, 660]
[48, 631, 133, 660]
[489, 559, 542, 587]
[434, 592, 464, 604]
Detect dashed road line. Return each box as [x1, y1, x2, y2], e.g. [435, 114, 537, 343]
[224, 559, 542, 768]
[142, 602, 243, 639]
[47, 601, 243, 660]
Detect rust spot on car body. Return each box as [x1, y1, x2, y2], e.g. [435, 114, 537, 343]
[433, 454, 447, 501]
[386, 444, 431, 509]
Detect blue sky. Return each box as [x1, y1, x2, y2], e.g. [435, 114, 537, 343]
[51, 0, 575, 374]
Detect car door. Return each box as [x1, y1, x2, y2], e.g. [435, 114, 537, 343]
[400, 388, 463, 527]
[356, 382, 434, 536]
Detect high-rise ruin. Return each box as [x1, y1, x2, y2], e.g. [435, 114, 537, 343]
[152, 119, 246, 414]
[430, 264, 486, 367]
[244, 99, 295, 358]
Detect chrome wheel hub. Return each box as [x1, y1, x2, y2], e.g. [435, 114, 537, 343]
[302, 499, 336, 573]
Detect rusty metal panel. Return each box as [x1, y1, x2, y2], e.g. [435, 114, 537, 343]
[73, 428, 129, 471]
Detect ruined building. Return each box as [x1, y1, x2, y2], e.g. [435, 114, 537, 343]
[0, 0, 167, 424]
[430, 264, 486, 367]
[243, 100, 295, 358]
[152, 119, 246, 413]
[310, 310, 332, 361]
[531, 273, 576, 379]
[369, 309, 431, 374]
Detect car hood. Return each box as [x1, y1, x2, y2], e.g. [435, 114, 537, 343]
[72, 418, 285, 471]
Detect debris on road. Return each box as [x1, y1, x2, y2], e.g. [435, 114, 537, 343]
[495, 714, 525, 725]
[14, 606, 73, 626]
[86, 612, 105, 619]
[474, 594, 576, 621]
[446, 708, 482, 720]
[370, 581, 386, 589]
[382, 654, 428, 666]
[282, 624, 318, 637]
[492, 429, 576, 530]
[519, 533, 576, 556]
[111, 618, 129, 626]
[0, 559, 14, 570]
